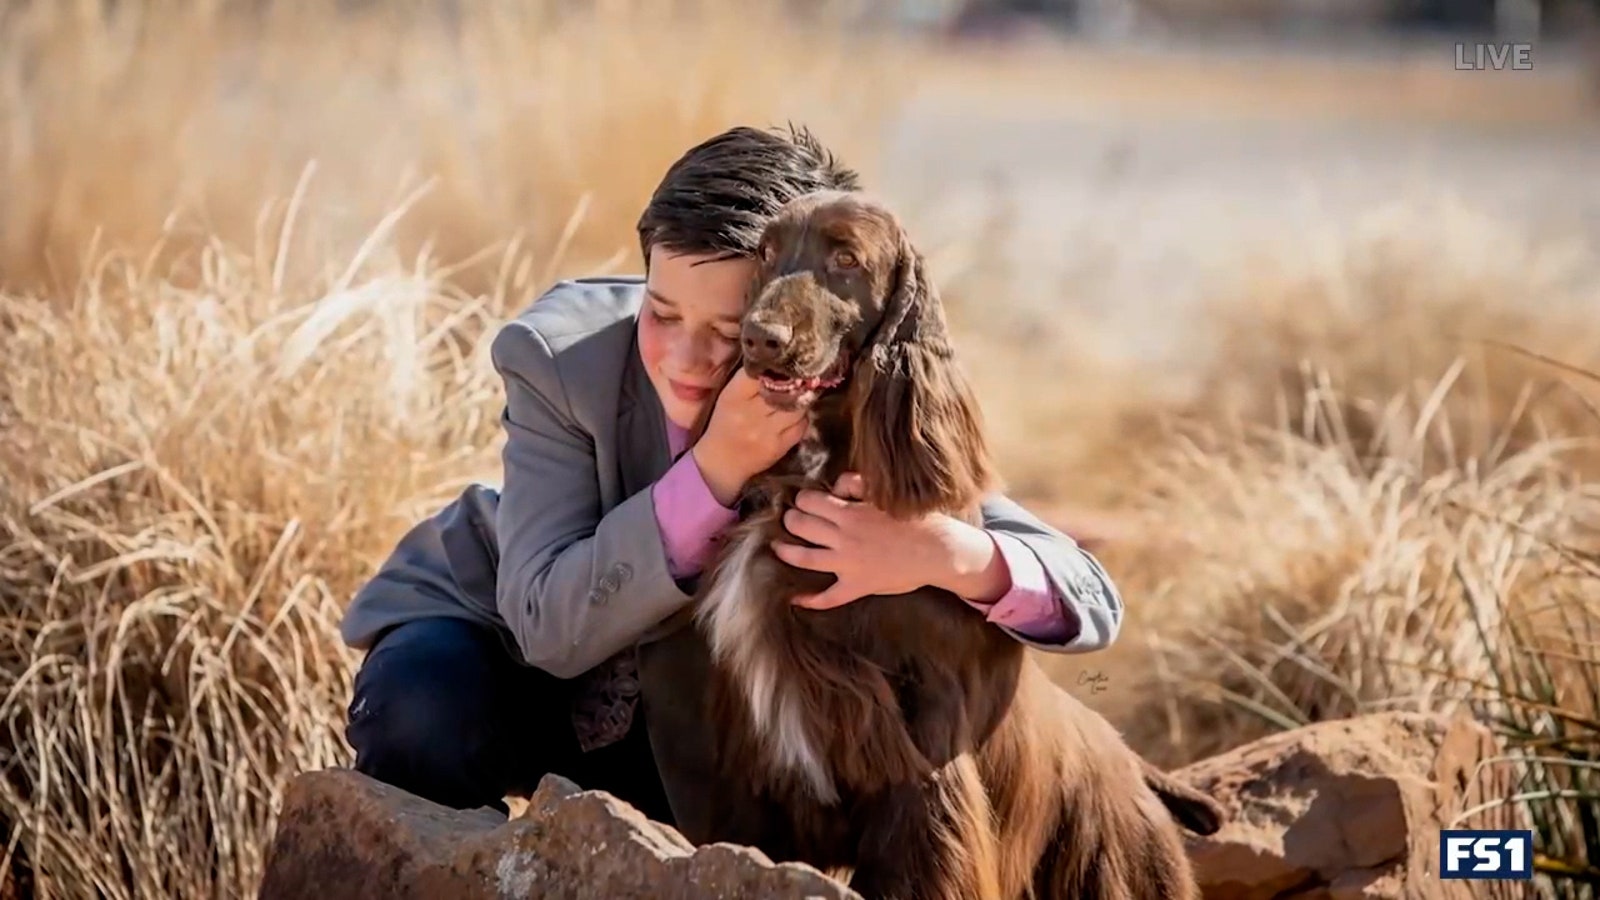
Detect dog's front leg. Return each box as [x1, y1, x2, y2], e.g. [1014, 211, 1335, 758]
[847, 754, 1003, 900]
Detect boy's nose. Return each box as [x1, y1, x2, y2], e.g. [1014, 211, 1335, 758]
[741, 319, 791, 357]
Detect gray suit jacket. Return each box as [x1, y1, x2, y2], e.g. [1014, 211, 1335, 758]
[339, 276, 1125, 676]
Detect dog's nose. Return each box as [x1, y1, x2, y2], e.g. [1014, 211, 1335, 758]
[742, 319, 791, 355]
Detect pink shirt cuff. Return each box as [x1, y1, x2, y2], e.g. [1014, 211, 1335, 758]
[967, 532, 1075, 642]
[651, 450, 739, 580]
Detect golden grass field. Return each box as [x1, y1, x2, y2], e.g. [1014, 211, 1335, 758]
[1, 1, 1598, 896]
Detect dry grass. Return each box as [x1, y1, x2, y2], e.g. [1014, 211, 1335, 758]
[1103, 388, 1599, 758]
[0, 0, 905, 293]
[2, 1, 1599, 897]
[1086, 387, 1600, 891]
[1062, 209, 1600, 892]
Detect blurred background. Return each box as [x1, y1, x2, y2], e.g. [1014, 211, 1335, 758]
[1, 0, 1598, 897]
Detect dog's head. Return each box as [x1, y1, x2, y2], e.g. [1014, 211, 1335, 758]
[740, 190, 995, 519]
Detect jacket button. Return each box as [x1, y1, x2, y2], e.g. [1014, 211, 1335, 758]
[599, 575, 619, 593]
[612, 563, 633, 583]
[587, 589, 606, 605]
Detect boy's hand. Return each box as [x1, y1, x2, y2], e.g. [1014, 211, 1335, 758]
[692, 370, 807, 507]
[771, 472, 1011, 609]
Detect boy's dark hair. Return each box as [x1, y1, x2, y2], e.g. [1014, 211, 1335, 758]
[636, 123, 861, 267]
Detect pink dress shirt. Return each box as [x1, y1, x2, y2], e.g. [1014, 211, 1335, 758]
[648, 421, 1071, 641]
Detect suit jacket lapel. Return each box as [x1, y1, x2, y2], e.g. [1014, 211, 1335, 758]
[617, 321, 672, 498]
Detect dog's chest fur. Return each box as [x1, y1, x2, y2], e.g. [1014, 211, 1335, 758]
[690, 396, 1004, 813]
[693, 423, 847, 804]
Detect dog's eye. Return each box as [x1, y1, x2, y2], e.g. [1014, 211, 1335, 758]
[833, 251, 858, 269]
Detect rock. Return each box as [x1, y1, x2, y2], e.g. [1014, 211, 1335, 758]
[260, 712, 1526, 899]
[258, 769, 860, 900]
[1174, 711, 1522, 900]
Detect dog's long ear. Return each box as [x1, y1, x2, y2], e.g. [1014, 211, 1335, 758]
[848, 235, 995, 520]
[861, 231, 929, 355]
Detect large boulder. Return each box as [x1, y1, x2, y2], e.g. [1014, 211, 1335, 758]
[257, 768, 859, 900]
[1175, 711, 1522, 900]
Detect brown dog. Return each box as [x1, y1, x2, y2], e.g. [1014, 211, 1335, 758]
[679, 190, 1220, 900]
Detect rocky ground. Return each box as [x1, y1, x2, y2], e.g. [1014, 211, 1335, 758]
[259, 711, 1526, 899]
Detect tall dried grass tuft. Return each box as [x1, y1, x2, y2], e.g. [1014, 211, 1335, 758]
[0, 198, 543, 899]
[1095, 377, 1600, 893]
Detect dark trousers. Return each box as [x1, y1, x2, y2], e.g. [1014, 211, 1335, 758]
[344, 617, 676, 825]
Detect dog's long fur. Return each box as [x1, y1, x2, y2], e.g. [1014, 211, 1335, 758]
[680, 190, 1222, 900]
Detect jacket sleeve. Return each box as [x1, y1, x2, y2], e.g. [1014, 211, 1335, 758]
[978, 493, 1124, 654]
[490, 318, 697, 678]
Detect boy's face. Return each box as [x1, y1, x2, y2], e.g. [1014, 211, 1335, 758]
[637, 247, 755, 430]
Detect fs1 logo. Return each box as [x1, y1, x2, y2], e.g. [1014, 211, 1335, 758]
[1440, 830, 1534, 880]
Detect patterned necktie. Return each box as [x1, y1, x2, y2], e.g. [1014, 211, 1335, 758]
[570, 647, 641, 753]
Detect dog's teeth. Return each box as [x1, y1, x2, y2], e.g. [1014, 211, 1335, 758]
[760, 375, 823, 394]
